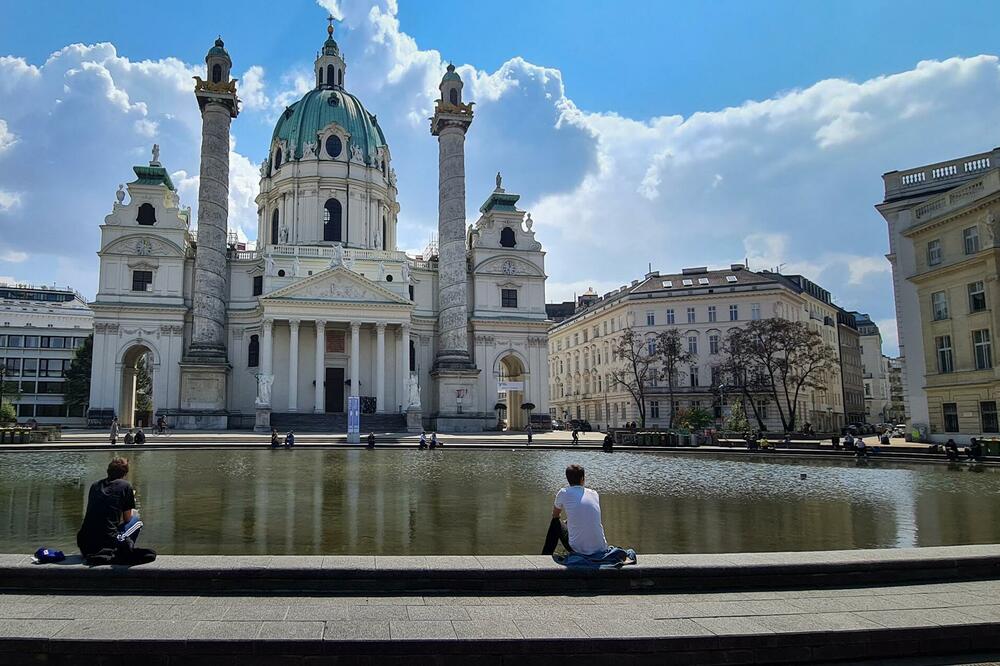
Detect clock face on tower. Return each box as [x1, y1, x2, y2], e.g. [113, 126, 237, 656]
[501, 260, 516, 275]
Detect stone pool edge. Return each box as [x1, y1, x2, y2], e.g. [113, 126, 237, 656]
[3, 544, 999, 595]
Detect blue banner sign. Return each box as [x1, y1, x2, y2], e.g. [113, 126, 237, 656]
[347, 395, 360, 434]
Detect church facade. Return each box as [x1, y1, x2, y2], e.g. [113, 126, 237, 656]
[87, 26, 550, 432]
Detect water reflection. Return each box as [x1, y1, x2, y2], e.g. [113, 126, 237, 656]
[0, 449, 998, 555]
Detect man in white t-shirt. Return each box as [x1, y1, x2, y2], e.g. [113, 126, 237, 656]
[552, 464, 608, 555]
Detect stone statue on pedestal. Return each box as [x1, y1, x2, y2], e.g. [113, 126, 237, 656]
[330, 243, 344, 268]
[407, 372, 421, 409]
[256, 373, 273, 406]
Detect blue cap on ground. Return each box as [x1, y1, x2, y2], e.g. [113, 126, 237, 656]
[33, 548, 65, 563]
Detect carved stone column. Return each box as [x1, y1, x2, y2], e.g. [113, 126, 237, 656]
[314, 320, 326, 413]
[398, 323, 409, 413]
[288, 319, 300, 412]
[375, 322, 386, 413]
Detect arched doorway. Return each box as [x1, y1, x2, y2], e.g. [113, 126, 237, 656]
[498, 354, 527, 431]
[119, 345, 154, 429]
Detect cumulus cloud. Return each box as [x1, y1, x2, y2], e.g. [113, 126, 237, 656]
[0, 250, 27, 263]
[0, 43, 260, 296]
[239, 65, 269, 110]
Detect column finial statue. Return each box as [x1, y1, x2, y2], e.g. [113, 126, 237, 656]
[151, 144, 160, 166]
[495, 171, 502, 191]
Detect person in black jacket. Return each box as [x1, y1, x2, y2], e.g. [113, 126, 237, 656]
[77, 457, 155, 565]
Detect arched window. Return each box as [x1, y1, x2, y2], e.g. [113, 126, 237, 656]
[211, 64, 222, 83]
[327, 65, 335, 87]
[270, 210, 279, 245]
[338, 69, 344, 87]
[382, 215, 387, 250]
[247, 335, 260, 368]
[449, 88, 458, 105]
[409, 339, 416, 372]
[323, 198, 342, 242]
[318, 68, 323, 85]
[273, 148, 282, 170]
[499, 226, 516, 247]
[136, 203, 156, 226]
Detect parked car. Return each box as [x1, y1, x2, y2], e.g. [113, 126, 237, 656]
[569, 419, 592, 432]
[551, 419, 566, 431]
[529, 413, 553, 431]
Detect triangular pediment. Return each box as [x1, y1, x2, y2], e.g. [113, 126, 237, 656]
[262, 266, 411, 305]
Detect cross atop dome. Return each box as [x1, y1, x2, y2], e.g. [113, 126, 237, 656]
[315, 15, 346, 89]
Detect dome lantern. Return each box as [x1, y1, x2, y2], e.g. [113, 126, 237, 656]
[439, 63, 464, 107]
[315, 16, 347, 90]
[205, 36, 232, 85]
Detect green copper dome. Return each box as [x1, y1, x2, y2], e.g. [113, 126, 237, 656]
[271, 88, 387, 165]
[207, 37, 229, 58]
[442, 63, 461, 82]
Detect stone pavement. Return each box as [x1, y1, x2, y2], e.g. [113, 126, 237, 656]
[2, 578, 1000, 664]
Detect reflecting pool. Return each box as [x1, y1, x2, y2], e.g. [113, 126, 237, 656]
[1, 449, 998, 555]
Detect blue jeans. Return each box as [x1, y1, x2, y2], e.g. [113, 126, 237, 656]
[117, 513, 143, 545]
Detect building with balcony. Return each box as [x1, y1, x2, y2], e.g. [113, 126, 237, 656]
[851, 312, 891, 423]
[836, 309, 866, 426]
[546, 265, 845, 432]
[0, 284, 93, 425]
[877, 147, 1000, 441]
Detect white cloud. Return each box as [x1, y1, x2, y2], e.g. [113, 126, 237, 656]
[239, 65, 269, 110]
[0, 119, 16, 153]
[0, 190, 21, 211]
[0, 250, 28, 263]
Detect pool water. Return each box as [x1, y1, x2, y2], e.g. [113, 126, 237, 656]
[1, 448, 998, 555]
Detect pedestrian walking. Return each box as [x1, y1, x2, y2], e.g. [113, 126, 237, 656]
[109, 418, 119, 446]
[367, 432, 376, 449]
[571, 428, 579, 445]
[526, 424, 533, 446]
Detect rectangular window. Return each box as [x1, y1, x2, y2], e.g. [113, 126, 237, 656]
[37, 381, 64, 395]
[252, 275, 263, 296]
[647, 338, 656, 355]
[689, 366, 699, 387]
[757, 400, 769, 420]
[927, 239, 942, 266]
[688, 336, 697, 355]
[751, 303, 761, 320]
[132, 270, 153, 292]
[646, 311, 655, 326]
[17, 404, 34, 418]
[583, 330, 588, 342]
[501, 289, 518, 308]
[6, 335, 22, 348]
[973, 329, 992, 370]
[603, 322, 608, 335]
[4, 358, 20, 375]
[711, 365, 721, 386]
[968, 281, 987, 312]
[686, 307, 696, 324]
[708, 306, 716, 322]
[935, 335, 954, 373]
[666, 309, 675, 325]
[22, 358, 37, 377]
[964, 226, 980, 255]
[650, 401, 660, 419]
[729, 304, 739, 321]
[931, 291, 949, 320]
[709, 334, 720, 355]
[36, 404, 66, 418]
[943, 403, 959, 432]
[19, 381, 36, 394]
[981, 401, 999, 433]
[24, 335, 39, 348]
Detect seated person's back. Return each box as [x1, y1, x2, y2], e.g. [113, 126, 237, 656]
[77, 458, 136, 556]
[554, 464, 608, 555]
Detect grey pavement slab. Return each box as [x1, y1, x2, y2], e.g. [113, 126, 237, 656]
[0, 618, 71, 639]
[188, 621, 263, 640]
[389, 620, 458, 640]
[51, 619, 201, 640]
[514, 618, 588, 639]
[323, 620, 391, 641]
[575, 617, 714, 638]
[451, 619, 523, 639]
[406, 605, 470, 621]
[753, 612, 885, 633]
[257, 621, 325, 640]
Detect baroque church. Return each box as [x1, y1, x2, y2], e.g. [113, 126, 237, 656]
[87, 24, 550, 432]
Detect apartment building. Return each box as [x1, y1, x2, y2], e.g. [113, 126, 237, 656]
[877, 148, 1000, 441]
[0, 283, 93, 425]
[547, 265, 845, 432]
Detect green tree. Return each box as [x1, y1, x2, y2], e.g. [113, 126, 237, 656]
[653, 328, 694, 428]
[64, 334, 93, 411]
[676, 406, 714, 430]
[724, 399, 750, 432]
[0, 402, 15, 424]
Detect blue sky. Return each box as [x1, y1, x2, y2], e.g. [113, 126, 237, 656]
[2, 0, 1000, 356]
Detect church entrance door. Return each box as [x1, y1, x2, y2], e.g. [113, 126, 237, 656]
[325, 367, 344, 413]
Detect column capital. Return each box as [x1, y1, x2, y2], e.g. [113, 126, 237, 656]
[350, 320, 362, 330]
[262, 317, 274, 330]
[315, 319, 327, 329]
[400, 322, 411, 333]
[288, 318, 301, 329]
[375, 321, 387, 331]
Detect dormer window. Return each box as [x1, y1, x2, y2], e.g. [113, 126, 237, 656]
[499, 227, 516, 248]
[136, 203, 156, 226]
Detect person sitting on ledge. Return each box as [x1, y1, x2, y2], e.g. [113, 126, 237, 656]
[77, 457, 156, 566]
[419, 432, 427, 449]
[271, 428, 281, 448]
[945, 438, 960, 461]
[367, 432, 376, 449]
[968, 438, 984, 462]
[133, 428, 145, 446]
[430, 432, 439, 449]
[123, 429, 134, 446]
[602, 432, 614, 452]
[542, 464, 636, 567]
[284, 431, 295, 448]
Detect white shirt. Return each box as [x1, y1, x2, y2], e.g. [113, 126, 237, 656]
[554, 485, 608, 555]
